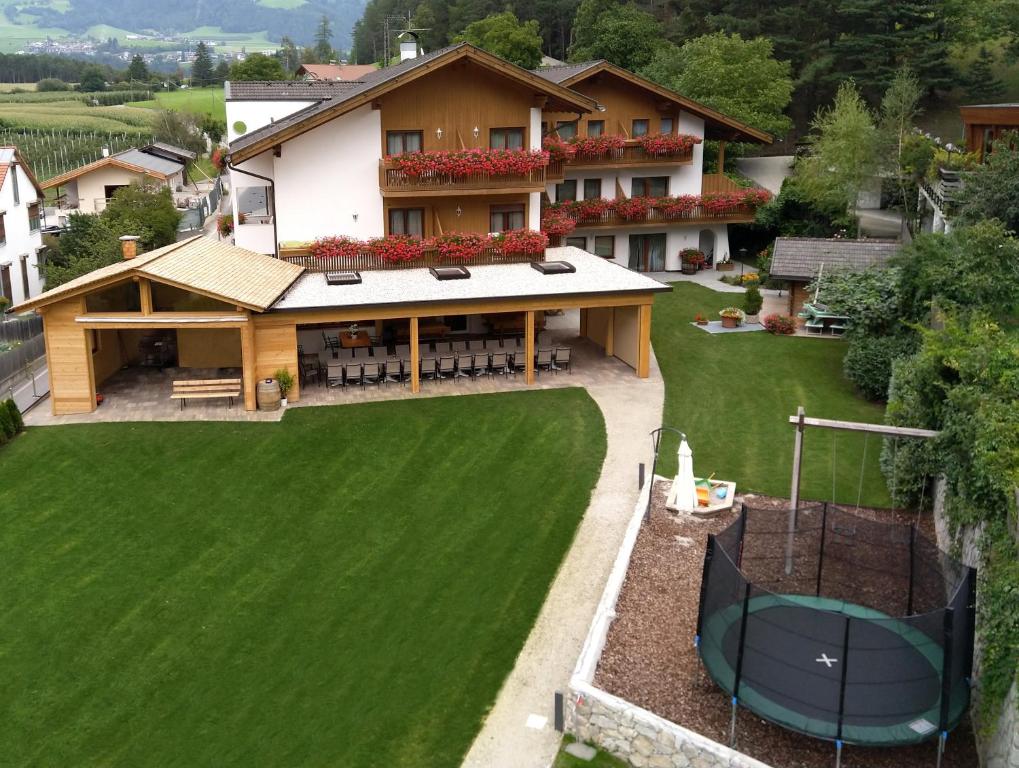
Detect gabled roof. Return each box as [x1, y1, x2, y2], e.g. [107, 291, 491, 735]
[228, 44, 598, 163]
[225, 80, 361, 101]
[16, 236, 304, 313]
[532, 60, 772, 144]
[297, 63, 378, 81]
[0, 146, 45, 199]
[40, 147, 185, 190]
[770, 237, 901, 281]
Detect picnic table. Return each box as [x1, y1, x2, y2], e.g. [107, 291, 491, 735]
[798, 302, 850, 336]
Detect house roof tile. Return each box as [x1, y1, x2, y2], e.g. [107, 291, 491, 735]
[769, 237, 902, 281]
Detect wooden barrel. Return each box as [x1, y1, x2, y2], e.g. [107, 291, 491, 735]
[256, 379, 281, 411]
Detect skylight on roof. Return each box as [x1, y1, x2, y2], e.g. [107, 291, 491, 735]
[531, 261, 576, 275]
[326, 271, 362, 285]
[430, 266, 471, 281]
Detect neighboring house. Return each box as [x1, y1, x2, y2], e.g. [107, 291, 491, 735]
[224, 43, 772, 273]
[296, 63, 378, 81]
[0, 147, 46, 309]
[769, 237, 901, 317]
[533, 60, 772, 270]
[41, 144, 192, 217]
[918, 103, 1019, 235]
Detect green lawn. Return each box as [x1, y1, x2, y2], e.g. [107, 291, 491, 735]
[653, 283, 891, 507]
[0, 390, 606, 768]
[129, 86, 226, 122]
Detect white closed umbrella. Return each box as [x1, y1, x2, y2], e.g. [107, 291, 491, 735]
[666, 437, 698, 512]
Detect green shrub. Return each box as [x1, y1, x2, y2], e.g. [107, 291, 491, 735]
[743, 285, 764, 315]
[37, 78, 69, 92]
[843, 331, 918, 401]
[4, 399, 24, 432]
[808, 265, 903, 335]
[763, 313, 796, 334]
[0, 405, 14, 440]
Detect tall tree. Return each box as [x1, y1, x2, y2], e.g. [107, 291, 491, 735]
[102, 184, 182, 252]
[879, 64, 923, 217]
[796, 80, 879, 221]
[152, 110, 205, 156]
[42, 214, 120, 288]
[965, 46, 1005, 104]
[126, 54, 149, 83]
[191, 42, 214, 87]
[213, 60, 230, 83]
[315, 15, 335, 63]
[454, 12, 544, 69]
[641, 32, 794, 137]
[278, 36, 302, 75]
[229, 53, 287, 81]
[958, 132, 1019, 235]
[568, 0, 664, 71]
[77, 64, 106, 92]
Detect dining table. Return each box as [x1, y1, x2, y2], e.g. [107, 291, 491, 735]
[339, 331, 371, 349]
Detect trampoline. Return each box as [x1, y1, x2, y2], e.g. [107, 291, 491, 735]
[695, 503, 976, 759]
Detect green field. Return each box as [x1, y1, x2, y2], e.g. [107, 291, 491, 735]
[652, 283, 892, 507]
[0, 390, 606, 767]
[129, 86, 225, 121]
[0, 100, 155, 132]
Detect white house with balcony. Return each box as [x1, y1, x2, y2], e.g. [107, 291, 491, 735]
[0, 147, 45, 310]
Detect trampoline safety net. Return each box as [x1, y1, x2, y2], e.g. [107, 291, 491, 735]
[695, 503, 976, 748]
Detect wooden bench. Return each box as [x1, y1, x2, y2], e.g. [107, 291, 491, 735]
[171, 378, 242, 410]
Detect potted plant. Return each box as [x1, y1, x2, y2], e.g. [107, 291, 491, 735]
[743, 285, 763, 324]
[694, 313, 709, 325]
[716, 253, 734, 271]
[719, 306, 745, 328]
[680, 248, 705, 274]
[275, 368, 294, 407]
[0, 296, 9, 318]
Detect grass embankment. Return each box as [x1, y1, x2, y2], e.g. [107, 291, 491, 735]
[652, 282, 891, 507]
[128, 86, 225, 121]
[0, 389, 606, 768]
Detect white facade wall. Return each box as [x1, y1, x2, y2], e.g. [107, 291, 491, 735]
[226, 99, 316, 144]
[568, 224, 729, 271]
[64, 166, 179, 216]
[0, 163, 45, 305]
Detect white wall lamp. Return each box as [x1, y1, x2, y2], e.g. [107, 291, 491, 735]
[455, 205, 463, 217]
[352, 211, 358, 222]
[436, 128, 443, 139]
[472, 126, 480, 138]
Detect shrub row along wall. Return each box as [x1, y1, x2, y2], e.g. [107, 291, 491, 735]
[932, 479, 1019, 768]
[566, 476, 772, 768]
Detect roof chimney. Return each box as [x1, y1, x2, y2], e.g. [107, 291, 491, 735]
[119, 235, 140, 260]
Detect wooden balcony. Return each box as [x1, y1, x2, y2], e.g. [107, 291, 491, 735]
[280, 245, 545, 273]
[565, 203, 758, 230]
[566, 140, 694, 169]
[380, 160, 550, 197]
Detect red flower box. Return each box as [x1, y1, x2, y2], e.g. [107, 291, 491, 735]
[428, 233, 489, 261]
[541, 211, 577, 236]
[387, 149, 549, 179]
[613, 196, 653, 220]
[570, 134, 626, 159]
[310, 235, 365, 261]
[494, 229, 548, 256]
[638, 133, 701, 156]
[542, 135, 576, 163]
[570, 197, 613, 222]
[367, 235, 426, 263]
[658, 195, 700, 218]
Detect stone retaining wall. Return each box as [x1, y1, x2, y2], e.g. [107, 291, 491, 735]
[565, 476, 771, 768]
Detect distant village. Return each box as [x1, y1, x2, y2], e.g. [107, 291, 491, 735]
[20, 35, 269, 66]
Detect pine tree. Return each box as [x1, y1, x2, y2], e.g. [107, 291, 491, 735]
[192, 42, 214, 88]
[126, 54, 149, 83]
[314, 15, 334, 63]
[213, 61, 230, 84]
[966, 47, 1005, 104]
[278, 36, 301, 74]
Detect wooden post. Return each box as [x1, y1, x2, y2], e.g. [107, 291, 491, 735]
[579, 307, 588, 338]
[718, 140, 727, 174]
[525, 310, 535, 385]
[786, 406, 806, 574]
[637, 304, 652, 378]
[138, 278, 152, 315]
[410, 316, 420, 393]
[240, 319, 257, 411]
[605, 308, 615, 357]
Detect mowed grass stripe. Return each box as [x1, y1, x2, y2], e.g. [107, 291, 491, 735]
[0, 389, 606, 768]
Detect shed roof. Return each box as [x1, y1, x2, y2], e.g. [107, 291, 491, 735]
[271, 247, 669, 313]
[16, 236, 304, 313]
[228, 44, 598, 162]
[770, 237, 901, 281]
[40, 147, 185, 189]
[296, 63, 378, 81]
[225, 80, 361, 101]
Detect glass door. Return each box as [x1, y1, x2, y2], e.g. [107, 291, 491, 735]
[627, 233, 666, 272]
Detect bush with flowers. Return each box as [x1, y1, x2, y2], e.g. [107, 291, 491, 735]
[387, 148, 549, 179]
[217, 214, 233, 236]
[541, 211, 577, 236]
[613, 196, 653, 220]
[367, 235, 426, 263]
[542, 135, 576, 163]
[570, 134, 626, 159]
[494, 229, 548, 256]
[740, 272, 761, 285]
[763, 314, 796, 335]
[310, 235, 365, 261]
[211, 147, 228, 172]
[569, 197, 613, 222]
[638, 133, 701, 156]
[658, 195, 700, 218]
[680, 248, 706, 267]
[428, 233, 488, 261]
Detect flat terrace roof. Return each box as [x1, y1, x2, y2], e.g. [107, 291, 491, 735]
[270, 247, 670, 313]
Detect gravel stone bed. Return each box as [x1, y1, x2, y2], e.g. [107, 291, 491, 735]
[593, 480, 979, 768]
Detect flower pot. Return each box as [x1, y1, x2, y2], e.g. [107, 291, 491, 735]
[745, 314, 760, 325]
[717, 262, 734, 272]
[721, 316, 739, 329]
[681, 265, 698, 275]
[281, 397, 288, 407]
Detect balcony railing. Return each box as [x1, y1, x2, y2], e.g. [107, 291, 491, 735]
[563, 202, 759, 229]
[380, 160, 549, 195]
[566, 140, 694, 168]
[919, 167, 967, 213]
[280, 245, 546, 273]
